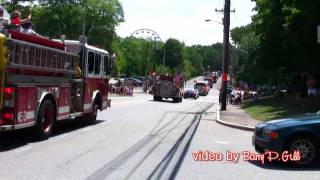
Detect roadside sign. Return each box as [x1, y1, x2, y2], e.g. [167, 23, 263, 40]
[318, 26, 320, 44]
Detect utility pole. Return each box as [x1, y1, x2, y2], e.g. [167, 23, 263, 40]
[220, 0, 232, 111]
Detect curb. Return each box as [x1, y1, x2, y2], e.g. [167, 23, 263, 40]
[216, 105, 255, 131]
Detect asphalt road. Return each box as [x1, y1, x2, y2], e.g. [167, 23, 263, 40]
[0, 80, 319, 180]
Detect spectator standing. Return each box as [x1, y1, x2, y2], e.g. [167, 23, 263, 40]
[307, 74, 317, 103]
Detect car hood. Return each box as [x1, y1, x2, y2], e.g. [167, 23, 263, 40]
[257, 114, 320, 128]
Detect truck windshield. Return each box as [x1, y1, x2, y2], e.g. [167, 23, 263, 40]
[159, 75, 174, 81]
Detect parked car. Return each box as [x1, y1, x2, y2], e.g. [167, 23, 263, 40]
[183, 85, 199, 99]
[252, 112, 320, 166]
[134, 76, 145, 82]
[195, 81, 209, 96]
[124, 78, 143, 86]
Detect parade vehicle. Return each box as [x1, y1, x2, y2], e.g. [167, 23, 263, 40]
[211, 72, 217, 83]
[0, 18, 112, 139]
[153, 74, 183, 103]
[183, 85, 199, 99]
[204, 76, 213, 88]
[195, 81, 209, 96]
[204, 72, 217, 88]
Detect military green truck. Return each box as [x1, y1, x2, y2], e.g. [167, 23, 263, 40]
[153, 75, 183, 103]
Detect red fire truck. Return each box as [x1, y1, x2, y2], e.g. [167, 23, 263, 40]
[0, 28, 112, 139]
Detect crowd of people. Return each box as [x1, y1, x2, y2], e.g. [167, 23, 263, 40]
[227, 89, 258, 106]
[225, 72, 320, 106]
[109, 80, 134, 96]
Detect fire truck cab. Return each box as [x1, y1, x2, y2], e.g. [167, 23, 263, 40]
[61, 39, 112, 116]
[0, 28, 112, 139]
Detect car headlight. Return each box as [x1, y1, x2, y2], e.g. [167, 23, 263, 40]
[261, 130, 279, 140]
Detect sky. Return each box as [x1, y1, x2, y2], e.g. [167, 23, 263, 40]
[116, 0, 256, 46]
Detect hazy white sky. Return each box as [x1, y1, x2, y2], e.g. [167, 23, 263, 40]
[116, 0, 256, 46]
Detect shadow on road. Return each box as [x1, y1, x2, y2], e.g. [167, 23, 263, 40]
[87, 102, 215, 180]
[0, 119, 103, 152]
[147, 103, 214, 180]
[149, 99, 177, 104]
[248, 159, 320, 171]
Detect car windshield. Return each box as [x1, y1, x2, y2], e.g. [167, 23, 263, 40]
[196, 83, 206, 87]
[184, 85, 195, 90]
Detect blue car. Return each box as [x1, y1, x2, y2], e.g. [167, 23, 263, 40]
[252, 113, 320, 166]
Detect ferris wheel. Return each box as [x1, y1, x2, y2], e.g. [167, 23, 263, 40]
[130, 28, 162, 41]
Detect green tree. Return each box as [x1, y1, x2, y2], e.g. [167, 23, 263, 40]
[184, 47, 204, 76]
[230, 0, 320, 90]
[164, 38, 185, 73]
[31, 0, 123, 50]
[2, 0, 35, 12]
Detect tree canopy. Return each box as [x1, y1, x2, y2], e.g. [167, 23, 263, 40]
[3, 0, 124, 51]
[230, 0, 320, 90]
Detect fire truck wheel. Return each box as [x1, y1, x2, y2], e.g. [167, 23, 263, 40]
[153, 96, 162, 101]
[153, 96, 158, 101]
[36, 100, 55, 139]
[86, 99, 100, 124]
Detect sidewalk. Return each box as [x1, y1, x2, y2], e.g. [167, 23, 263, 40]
[216, 104, 260, 131]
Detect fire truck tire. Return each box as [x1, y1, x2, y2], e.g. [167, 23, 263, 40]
[35, 100, 55, 140]
[153, 96, 162, 101]
[173, 98, 178, 103]
[153, 96, 158, 101]
[86, 98, 101, 124]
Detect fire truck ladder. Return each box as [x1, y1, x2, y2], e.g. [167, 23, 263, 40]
[6, 38, 79, 74]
